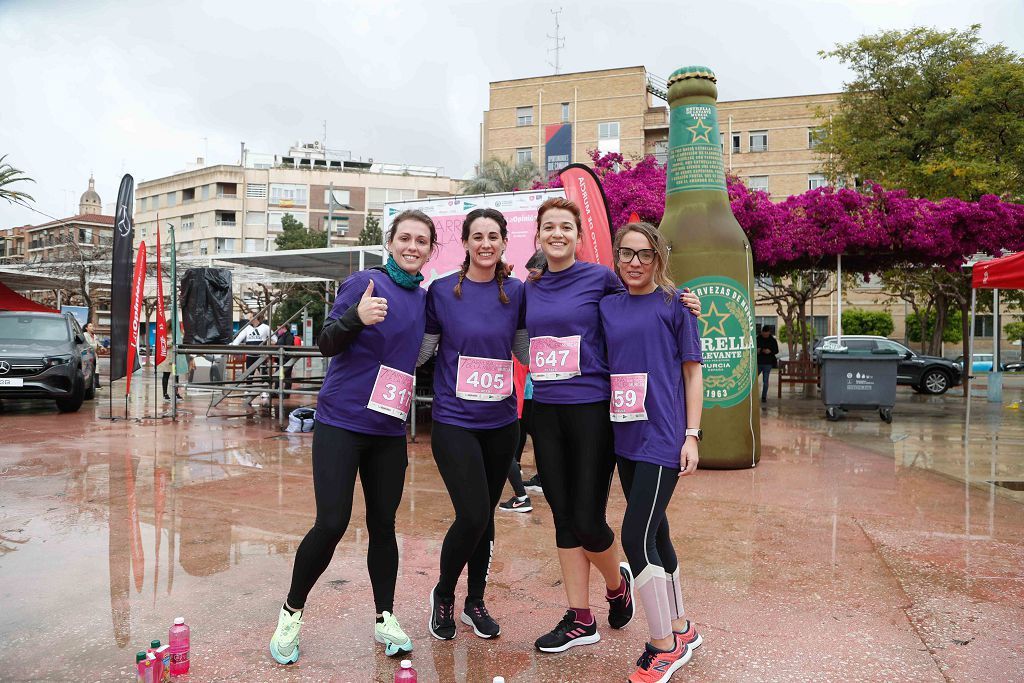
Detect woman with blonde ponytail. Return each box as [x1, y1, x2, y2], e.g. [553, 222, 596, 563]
[417, 207, 529, 640]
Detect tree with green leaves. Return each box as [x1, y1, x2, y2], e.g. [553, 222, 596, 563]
[842, 309, 895, 337]
[275, 213, 327, 251]
[1005, 321, 1024, 351]
[464, 157, 542, 194]
[818, 25, 1024, 201]
[0, 154, 34, 207]
[358, 213, 383, 246]
[907, 308, 963, 347]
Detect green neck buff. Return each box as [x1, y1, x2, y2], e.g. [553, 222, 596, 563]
[384, 255, 424, 290]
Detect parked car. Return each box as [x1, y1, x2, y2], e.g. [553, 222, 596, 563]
[953, 353, 995, 372]
[812, 335, 963, 395]
[0, 312, 97, 412]
[1005, 360, 1024, 373]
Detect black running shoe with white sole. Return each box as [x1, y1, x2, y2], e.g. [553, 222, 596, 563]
[428, 585, 457, 640]
[607, 562, 635, 629]
[461, 598, 500, 638]
[523, 475, 543, 493]
[534, 610, 601, 653]
[498, 495, 532, 513]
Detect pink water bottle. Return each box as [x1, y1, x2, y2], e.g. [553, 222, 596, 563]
[394, 659, 417, 682]
[168, 617, 190, 676]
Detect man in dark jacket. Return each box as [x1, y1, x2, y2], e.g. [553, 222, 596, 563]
[757, 325, 779, 403]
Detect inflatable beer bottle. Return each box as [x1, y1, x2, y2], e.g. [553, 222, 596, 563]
[659, 65, 761, 468]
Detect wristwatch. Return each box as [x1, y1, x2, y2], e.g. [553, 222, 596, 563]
[685, 428, 703, 441]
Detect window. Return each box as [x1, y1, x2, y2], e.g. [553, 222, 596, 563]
[244, 238, 261, 253]
[808, 128, 824, 149]
[326, 216, 349, 236]
[181, 215, 195, 231]
[844, 338, 875, 353]
[755, 315, 778, 334]
[215, 238, 236, 254]
[731, 134, 741, 153]
[245, 211, 265, 227]
[516, 106, 533, 126]
[166, 191, 177, 208]
[808, 174, 828, 190]
[749, 131, 768, 152]
[182, 187, 195, 203]
[270, 183, 308, 207]
[368, 188, 387, 211]
[246, 183, 267, 199]
[598, 122, 620, 140]
[78, 228, 92, 244]
[719, 133, 725, 151]
[747, 176, 769, 193]
[324, 189, 351, 207]
[561, 102, 570, 122]
[199, 240, 209, 256]
[876, 339, 911, 355]
[138, 197, 146, 212]
[756, 275, 775, 290]
[516, 148, 533, 164]
[973, 315, 994, 337]
[201, 184, 210, 200]
[653, 140, 668, 166]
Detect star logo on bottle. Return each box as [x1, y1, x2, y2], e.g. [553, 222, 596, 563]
[686, 119, 713, 144]
[700, 301, 731, 336]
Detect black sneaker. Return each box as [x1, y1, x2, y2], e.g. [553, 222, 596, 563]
[428, 585, 456, 640]
[498, 495, 532, 513]
[524, 475, 543, 493]
[461, 598, 500, 638]
[534, 610, 601, 653]
[607, 562, 635, 629]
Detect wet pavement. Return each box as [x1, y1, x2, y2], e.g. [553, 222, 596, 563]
[1, 375, 1022, 682]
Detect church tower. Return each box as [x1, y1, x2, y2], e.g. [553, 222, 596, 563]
[79, 175, 102, 215]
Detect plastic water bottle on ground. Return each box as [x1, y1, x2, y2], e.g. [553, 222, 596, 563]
[395, 659, 417, 682]
[136, 651, 153, 682]
[168, 617, 190, 676]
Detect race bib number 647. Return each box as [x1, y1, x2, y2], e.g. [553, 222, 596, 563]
[529, 335, 582, 381]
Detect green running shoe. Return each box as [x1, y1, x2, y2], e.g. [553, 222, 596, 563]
[375, 611, 413, 656]
[269, 607, 303, 665]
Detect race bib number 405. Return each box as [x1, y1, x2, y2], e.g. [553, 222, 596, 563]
[609, 373, 648, 422]
[367, 365, 414, 420]
[456, 356, 513, 401]
[529, 335, 582, 381]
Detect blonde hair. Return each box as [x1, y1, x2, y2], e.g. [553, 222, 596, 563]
[612, 222, 676, 299]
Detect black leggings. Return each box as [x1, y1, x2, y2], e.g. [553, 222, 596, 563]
[287, 421, 408, 614]
[531, 401, 615, 552]
[507, 398, 534, 497]
[617, 457, 679, 578]
[432, 420, 519, 601]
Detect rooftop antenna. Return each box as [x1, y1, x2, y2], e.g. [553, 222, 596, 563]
[323, 120, 327, 150]
[547, 8, 564, 74]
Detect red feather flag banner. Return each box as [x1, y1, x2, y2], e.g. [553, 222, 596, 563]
[558, 163, 614, 268]
[155, 226, 167, 368]
[628, 212, 640, 223]
[126, 242, 146, 396]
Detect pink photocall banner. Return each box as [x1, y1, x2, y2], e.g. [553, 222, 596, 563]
[382, 189, 566, 288]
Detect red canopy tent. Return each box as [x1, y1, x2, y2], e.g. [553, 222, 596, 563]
[0, 281, 59, 313]
[966, 251, 1022, 417]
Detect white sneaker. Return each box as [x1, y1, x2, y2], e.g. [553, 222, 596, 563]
[269, 607, 303, 664]
[375, 611, 413, 656]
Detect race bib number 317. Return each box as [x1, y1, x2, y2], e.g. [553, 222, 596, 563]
[367, 365, 414, 420]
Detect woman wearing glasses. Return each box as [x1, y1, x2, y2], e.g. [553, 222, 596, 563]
[525, 198, 701, 654]
[600, 222, 703, 683]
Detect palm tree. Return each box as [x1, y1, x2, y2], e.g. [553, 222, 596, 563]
[463, 157, 542, 194]
[0, 155, 35, 207]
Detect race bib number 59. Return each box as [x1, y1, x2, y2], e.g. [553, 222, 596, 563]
[367, 365, 414, 420]
[456, 356, 513, 401]
[610, 373, 648, 422]
[529, 335, 582, 381]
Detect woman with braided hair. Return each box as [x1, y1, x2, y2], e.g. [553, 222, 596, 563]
[417, 207, 529, 640]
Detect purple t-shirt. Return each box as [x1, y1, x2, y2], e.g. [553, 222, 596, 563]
[317, 269, 426, 437]
[525, 260, 624, 404]
[600, 290, 703, 468]
[425, 273, 525, 429]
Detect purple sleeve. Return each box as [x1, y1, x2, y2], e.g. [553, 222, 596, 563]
[604, 266, 625, 295]
[678, 302, 703, 363]
[425, 283, 441, 335]
[329, 271, 368, 319]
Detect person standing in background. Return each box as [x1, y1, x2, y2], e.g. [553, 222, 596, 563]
[756, 325, 779, 405]
[82, 321, 101, 389]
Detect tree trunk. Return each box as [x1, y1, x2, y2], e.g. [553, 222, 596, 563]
[930, 293, 947, 356]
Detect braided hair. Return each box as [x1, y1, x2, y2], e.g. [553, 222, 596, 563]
[454, 207, 511, 304]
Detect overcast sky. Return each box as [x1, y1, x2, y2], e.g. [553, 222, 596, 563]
[1, 0, 1021, 227]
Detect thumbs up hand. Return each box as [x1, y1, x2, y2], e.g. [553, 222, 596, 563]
[357, 279, 388, 326]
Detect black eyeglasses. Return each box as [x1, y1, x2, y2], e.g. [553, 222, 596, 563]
[616, 247, 656, 265]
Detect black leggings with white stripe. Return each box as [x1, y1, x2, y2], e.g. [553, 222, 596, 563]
[617, 457, 679, 580]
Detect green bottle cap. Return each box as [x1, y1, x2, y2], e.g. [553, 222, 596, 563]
[136, 652, 147, 663]
[151, 639, 161, 648]
[667, 65, 717, 85]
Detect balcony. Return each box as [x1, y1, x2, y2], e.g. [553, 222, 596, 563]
[215, 220, 236, 227]
[216, 192, 238, 199]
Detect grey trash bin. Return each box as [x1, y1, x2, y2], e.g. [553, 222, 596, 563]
[820, 348, 900, 423]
